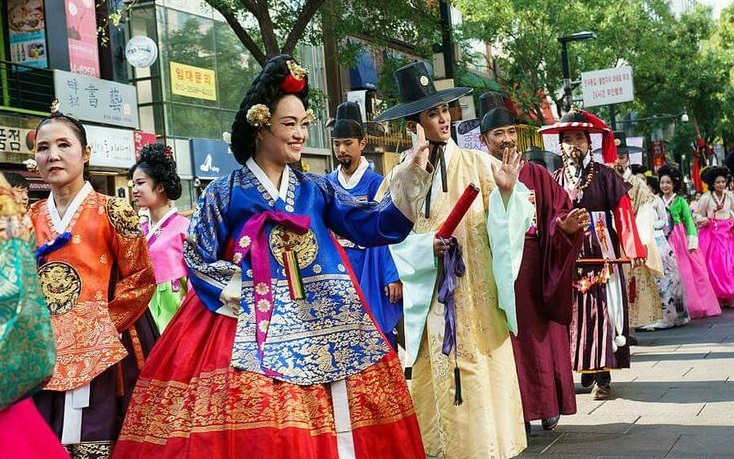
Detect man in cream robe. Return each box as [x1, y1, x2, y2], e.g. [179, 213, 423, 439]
[375, 62, 533, 459]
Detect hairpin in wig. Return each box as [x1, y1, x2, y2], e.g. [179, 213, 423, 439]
[39, 99, 89, 148]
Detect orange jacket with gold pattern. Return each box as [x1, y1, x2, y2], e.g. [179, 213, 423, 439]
[30, 191, 155, 392]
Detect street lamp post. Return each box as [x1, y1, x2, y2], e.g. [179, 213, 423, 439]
[558, 31, 597, 113]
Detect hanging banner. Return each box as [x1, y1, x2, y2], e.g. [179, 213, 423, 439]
[134, 131, 158, 155]
[651, 140, 666, 173]
[170, 62, 217, 101]
[454, 120, 487, 153]
[65, 0, 100, 77]
[7, 0, 48, 69]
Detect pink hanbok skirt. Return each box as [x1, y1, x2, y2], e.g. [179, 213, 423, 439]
[0, 399, 70, 458]
[668, 224, 721, 318]
[699, 217, 734, 300]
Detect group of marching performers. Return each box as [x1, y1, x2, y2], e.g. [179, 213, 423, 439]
[2, 55, 733, 459]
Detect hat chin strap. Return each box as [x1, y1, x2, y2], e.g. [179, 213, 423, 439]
[424, 142, 448, 218]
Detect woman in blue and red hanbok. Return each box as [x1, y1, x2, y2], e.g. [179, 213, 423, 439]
[113, 55, 431, 459]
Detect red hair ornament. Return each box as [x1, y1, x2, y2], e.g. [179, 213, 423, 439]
[280, 60, 308, 93]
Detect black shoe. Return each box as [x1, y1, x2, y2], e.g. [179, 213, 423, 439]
[525, 422, 531, 436]
[581, 373, 594, 387]
[542, 415, 560, 431]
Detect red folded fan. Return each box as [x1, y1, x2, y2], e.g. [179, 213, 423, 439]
[437, 183, 480, 239]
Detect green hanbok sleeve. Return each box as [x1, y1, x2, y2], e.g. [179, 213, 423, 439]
[675, 197, 698, 250]
[487, 182, 535, 335]
[389, 232, 438, 368]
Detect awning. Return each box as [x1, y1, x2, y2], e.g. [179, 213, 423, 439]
[455, 69, 501, 91]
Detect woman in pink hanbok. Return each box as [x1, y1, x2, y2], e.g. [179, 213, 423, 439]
[694, 166, 734, 307]
[129, 143, 190, 332]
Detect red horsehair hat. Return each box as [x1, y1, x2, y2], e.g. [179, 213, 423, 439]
[538, 109, 618, 164]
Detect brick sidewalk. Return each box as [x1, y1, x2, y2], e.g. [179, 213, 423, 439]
[518, 309, 734, 459]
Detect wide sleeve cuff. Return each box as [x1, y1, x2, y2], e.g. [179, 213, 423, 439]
[389, 232, 438, 367]
[687, 235, 698, 251]
[216, 268, 242, 318]
[488, 183, 534, 335]
[635, 202, 655, 246]
[388, 161, 433, 222]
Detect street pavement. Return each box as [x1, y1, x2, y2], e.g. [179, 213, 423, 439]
[518, 308, 734, 459]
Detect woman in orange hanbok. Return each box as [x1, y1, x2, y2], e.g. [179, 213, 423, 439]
[29, 106, 157, 459]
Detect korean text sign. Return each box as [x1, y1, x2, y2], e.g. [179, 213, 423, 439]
[170, 62, 217, 101]
[54, 70, 140, 129]
[581, 67, 634, 108]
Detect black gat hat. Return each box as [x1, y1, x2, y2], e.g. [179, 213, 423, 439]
[329, 101, 365, 139]
[374, 62, 471, 122]
[478, 91, 514, 133]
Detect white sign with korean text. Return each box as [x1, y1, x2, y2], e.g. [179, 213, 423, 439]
[85, 124, 136, 169]
[581, 66, 634, 108]
[454, 121, 487, 153]
[54, 69, 139, 129]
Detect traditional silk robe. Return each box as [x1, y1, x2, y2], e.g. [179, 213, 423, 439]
[664, 195, 720, 318]
[113, 159, 432, 459]
[554, 161, 645, 373]
[511, 161, 582, 422]
[643, 195, 689, 329]
[387, 140, 533, 459]
[30, 183, 157, 458]
[142, 209, 190, 331]
[694, 191, 734, 300]
[624, 175, 664, 328]
[326, 158, 403, 344]
[0, 177, 69, 459]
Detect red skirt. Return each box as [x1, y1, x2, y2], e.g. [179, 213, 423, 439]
[112, 292, 425, 459]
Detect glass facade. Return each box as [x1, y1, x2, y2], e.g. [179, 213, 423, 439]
[127, 0, 334, 209]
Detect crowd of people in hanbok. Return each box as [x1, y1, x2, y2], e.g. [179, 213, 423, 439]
[1, 54, 734, 459]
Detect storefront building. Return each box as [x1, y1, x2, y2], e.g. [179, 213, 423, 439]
[126, 0, 333, 211]
[0, 0, 149, 202]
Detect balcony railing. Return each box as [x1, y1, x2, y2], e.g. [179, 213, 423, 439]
[0, 59, 54, 115]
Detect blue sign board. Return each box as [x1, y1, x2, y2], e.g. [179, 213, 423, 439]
[190, 138, 241, 180]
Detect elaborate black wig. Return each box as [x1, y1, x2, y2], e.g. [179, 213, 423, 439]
[230, 55, 309, 165]
[128, 143, 182, 200]
[700, 165, 731, 189]
[657, 164, 683, 193]
[646, 175, 660, 194]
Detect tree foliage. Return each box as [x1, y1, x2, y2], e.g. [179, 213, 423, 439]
[202, 0, 441, 67]
[454, 0, 734, 153]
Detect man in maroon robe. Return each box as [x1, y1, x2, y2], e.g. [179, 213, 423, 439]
[540, 110, 646, 402]
[478, 92, 586, 433]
